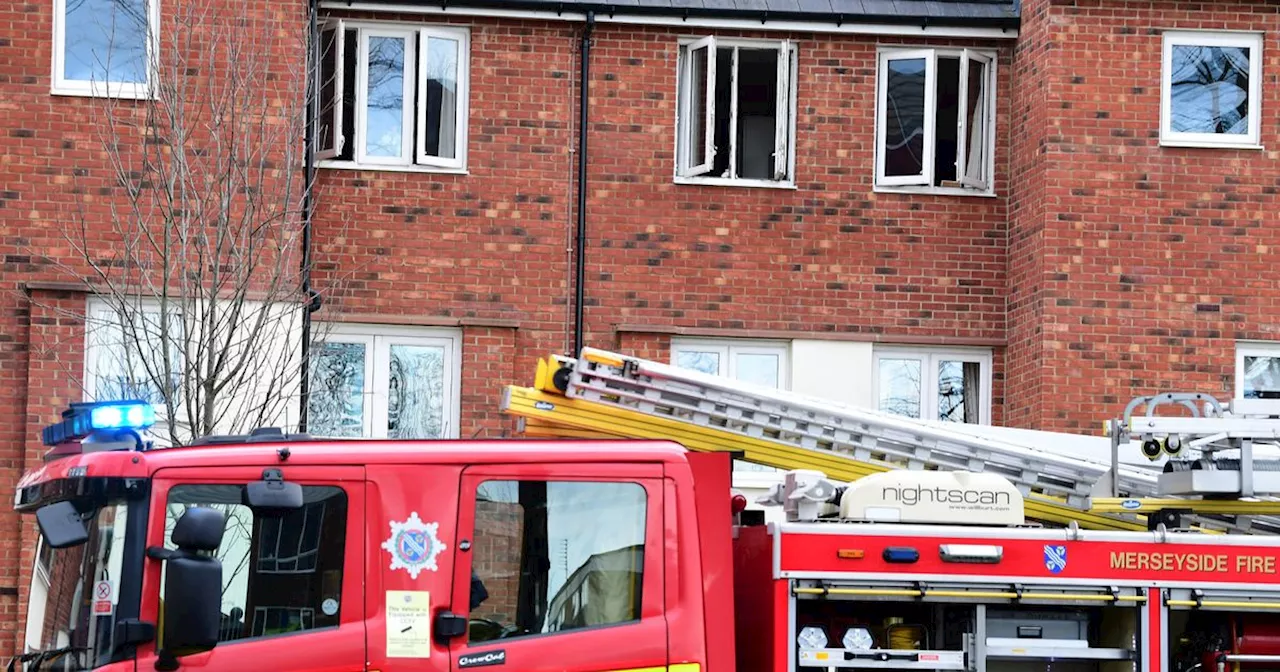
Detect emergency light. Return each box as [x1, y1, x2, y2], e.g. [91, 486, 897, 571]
[939, 544, 1003, 564]
[41, 400, 156, 447]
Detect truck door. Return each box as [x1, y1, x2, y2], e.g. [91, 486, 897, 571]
[138, 465, 366, 672]
[445, 463, 668, 672]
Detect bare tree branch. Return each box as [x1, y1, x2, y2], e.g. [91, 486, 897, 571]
[20, 0, 366, 446]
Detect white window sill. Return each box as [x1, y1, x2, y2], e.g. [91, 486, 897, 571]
[873, 184, 997, 198]
[673, 175, 797, 190]
[51, 83, 153, 101]
[318, 160, 468, 175]
[1159, 138, 1264, 151]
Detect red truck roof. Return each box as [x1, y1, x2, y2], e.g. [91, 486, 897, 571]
[17, 437, 695, 490]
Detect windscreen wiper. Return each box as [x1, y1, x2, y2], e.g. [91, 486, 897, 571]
[26, 646, 89, 672]
[4, 652, 39, 672]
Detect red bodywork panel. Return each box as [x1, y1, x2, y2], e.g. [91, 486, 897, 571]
[18, 438, 727, 672]
[779, 526, 1280, 587]
[732, 525, 781, 672]
[684, 452, 735, 672]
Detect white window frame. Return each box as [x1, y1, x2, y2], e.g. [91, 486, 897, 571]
[415, 27, 470, 170]
[873, 46, 998, 197]
[1234, 341, 1280, 400]
[1160, 30, 1263, 149]
[320, 19, 471, 173]
[354, 26, 418, 166]
[673, 36, 799, 190]
[871, 345, 993, 425]
[82, 296, 185, 418]
[311, 323, 462, 440]
[316, 19, 347, 161]
[51, 0, 160, 100]
[669, 338, 791, 390]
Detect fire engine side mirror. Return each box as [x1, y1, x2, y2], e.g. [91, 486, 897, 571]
[150, 507, 224, 671]
[35, 500, 89, 549]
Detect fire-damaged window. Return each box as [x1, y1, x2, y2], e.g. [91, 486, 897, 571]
[875, 47, 996, 195]
[466, 480, 647, 643]
[316, 19, 469, 171]
[1160, 31, 1262, 148]
[675, 36, 797, 186]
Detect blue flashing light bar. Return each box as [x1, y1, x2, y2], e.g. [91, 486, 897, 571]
[42, 400, 156, 447]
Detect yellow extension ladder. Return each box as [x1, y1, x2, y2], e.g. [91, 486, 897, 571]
[501, 347, 1280, 535]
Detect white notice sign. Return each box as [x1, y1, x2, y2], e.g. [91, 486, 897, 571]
[386, 590, 432, 658]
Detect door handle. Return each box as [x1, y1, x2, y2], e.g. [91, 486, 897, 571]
[434, 610, 467, 644]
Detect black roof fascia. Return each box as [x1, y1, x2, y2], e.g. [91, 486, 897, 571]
[328, 0, 1022, 31]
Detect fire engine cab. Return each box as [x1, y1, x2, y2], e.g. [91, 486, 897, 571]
[13, 348, 1280, 672]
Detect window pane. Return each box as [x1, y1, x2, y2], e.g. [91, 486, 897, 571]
[938, 360, 981, 423]
[63, 0, 149, 84]
[422, 36, 460, 159]
[469, 480, 647, 643]
[1169, 43, 1251, 135]
[878, 358, 922, 418]
[163, 485, 348, 643]
[734, 48, 780, 180]
[883, 58, 927, 177]
[365, 35, 407, 157]
[735, 353, 779, 388]
[318, 27, 339, 152]
[964, 58, 987, 182]
[86, 308, 183, 405]
[688, 44, 709, 165]
[309, 342, 367, 438]
[675, 350, 720, 376]
[387, 343, 446, 438]
[1243, 355, 1280, 398]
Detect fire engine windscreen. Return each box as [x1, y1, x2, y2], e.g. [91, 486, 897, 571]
[24, 501, 129, 671]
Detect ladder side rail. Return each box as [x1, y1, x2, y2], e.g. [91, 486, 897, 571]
[572, 357, 1112, 483]
[568, 367, 1105, 505]
[506, 385, 1280, 534]
[566, 353, 1280, 533]
[592, 358, 1264, 503]
[574, 354, 1115, 480]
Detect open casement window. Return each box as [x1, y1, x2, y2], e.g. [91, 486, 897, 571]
[955, 49, 993, 190]
[876, 47, 996, 193]
[678, 36, 717, 176]
[318, 21, 470, 170]
[316, 19, 346, 160]
[772, 39, 793, 181]
[415, 27, 467, 169]
[677, 36, 796, 184]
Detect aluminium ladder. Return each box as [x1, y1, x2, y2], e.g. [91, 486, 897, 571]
[501, 347, 1280, 535]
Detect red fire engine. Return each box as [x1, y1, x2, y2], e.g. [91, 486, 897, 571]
[12, 348, 1280, 672]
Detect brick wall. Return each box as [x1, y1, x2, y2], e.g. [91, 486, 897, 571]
[0, 0, 306, 654]
[1008, 0, 1280, 431]
[1004, 0, 1055, 429]
[310, 14, 1016, 434]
